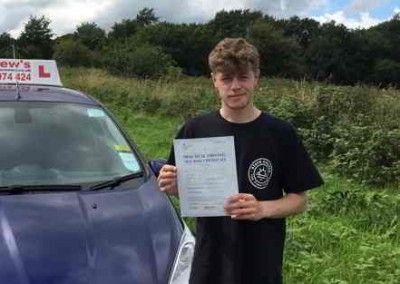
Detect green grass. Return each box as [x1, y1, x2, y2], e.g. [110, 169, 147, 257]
[285, 174, 400, 283]
[109, 106, 181, 159]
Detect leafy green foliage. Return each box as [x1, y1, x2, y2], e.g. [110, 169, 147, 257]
[137, 22, 217, 75]
[53, 37, 94, 67]
[283, 174, 400, 283]
[103, 38, 176, 78]
[74, 22, 106, 51]
[136, 8, 158, 26]
[331, 126, 400, 186]
[0, 32, 14, 58]
[18, 15, 53, 59]
[109, 19, 139, 40]
[250, 20, 304, 78]
[275, 16, 320, 49]
[208, 9, 263, 38]
[372, 59, 400, 85]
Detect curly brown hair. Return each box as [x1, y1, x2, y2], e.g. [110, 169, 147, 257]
[208, 38, 260, 76]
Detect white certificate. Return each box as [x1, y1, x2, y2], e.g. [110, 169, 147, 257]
[173, 136, 239, 217]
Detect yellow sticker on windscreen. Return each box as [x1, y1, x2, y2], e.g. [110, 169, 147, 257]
[114, 144, 131, 152]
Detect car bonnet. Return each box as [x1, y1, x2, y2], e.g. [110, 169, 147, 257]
[0, 176, 182, 284]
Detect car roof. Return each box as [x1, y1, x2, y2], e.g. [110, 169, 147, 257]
[0, 84, 99, 106]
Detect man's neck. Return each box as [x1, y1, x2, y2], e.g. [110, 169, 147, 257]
[220, 105, 261, 123]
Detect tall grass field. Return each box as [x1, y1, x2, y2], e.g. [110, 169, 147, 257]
[62, 68, 399, 283]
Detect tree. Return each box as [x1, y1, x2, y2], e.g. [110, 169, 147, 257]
[304, 21, 351, 83]
[136, 8, 158, 26]
[109, 19, 139, 40]
[74, 22, 106, 50]
[276, 16, 321, 49]
[371, 18, 400, 62]
[53, 37, 93, 67]
[208, 9, 263, 38]
[0, 33, 14, 58]
[137, 22, 216, 75]
[250, 20, 304, 78]
[372, 59, 400, 86]
[18, 15, 53, 59]
[103, 37, 175, 78]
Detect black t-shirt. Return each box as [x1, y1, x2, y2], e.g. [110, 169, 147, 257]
[168, 111, 323, 284]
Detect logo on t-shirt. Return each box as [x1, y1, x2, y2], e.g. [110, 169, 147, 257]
[248, 158, 273, 189]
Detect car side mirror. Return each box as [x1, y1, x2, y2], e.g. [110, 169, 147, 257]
[148, 159, 167, 177]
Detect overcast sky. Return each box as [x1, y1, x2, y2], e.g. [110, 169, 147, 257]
[1, 0, 399, 37]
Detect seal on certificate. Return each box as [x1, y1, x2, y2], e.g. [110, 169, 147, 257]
[248, 158, 273, 190]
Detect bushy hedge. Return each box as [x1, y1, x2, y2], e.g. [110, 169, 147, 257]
[62, 69, 400, 187]
[331, 126, 400, 186]
[53, 38, 95, 67]
[103, 38, 176, 78]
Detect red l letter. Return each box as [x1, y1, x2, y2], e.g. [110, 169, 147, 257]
[38, 65, 51, 78]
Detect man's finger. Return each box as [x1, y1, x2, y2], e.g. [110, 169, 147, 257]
[224, 199, 253, 210]
[160, 184, 178, 194]
[227, 193, 254, 203]
[158, 172, 177, 179]
[158, 178, 177, 188]
[161, 165, 177, 173]
[231, 213, 257, 220]
[230, 207, 256, 216]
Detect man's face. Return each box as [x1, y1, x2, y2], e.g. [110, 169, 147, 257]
[212, 69, 259, 111]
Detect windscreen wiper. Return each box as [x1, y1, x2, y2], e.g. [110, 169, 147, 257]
[85, 172, 144, 191]
[0, 184, 82, 195]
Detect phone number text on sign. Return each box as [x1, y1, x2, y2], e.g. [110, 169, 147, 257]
[0, 72, 31, 81]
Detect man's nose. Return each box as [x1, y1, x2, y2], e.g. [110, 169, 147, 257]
[231, 77, 241, 89]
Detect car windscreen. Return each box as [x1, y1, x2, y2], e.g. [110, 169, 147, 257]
[0, 102, 142, 187]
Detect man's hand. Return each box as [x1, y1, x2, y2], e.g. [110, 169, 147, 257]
[157, 165, 178, 195]
[224, 192, 307, 221]
[224, 193, 263, 221]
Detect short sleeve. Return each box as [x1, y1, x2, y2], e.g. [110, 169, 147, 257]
[280, 124, 323, 193]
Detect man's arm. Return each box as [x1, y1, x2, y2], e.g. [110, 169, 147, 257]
[224, 192, 307, 221]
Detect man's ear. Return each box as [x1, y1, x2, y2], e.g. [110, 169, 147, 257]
[211, 72, 219, 88]
[211, 72, 216, 83]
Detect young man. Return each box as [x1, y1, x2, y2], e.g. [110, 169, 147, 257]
[158, 38, 323, 284]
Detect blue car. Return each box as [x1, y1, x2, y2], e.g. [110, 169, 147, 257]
[0, 75, 194, 283]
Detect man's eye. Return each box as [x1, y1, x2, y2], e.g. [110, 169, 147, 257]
[222, 77, 232, 81]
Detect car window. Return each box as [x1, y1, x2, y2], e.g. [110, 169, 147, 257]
[0, 102, 142, 186]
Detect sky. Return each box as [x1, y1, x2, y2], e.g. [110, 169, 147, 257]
[0, 0, 399, 38]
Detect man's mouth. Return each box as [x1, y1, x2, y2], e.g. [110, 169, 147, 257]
[229, 93, 246, 98]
